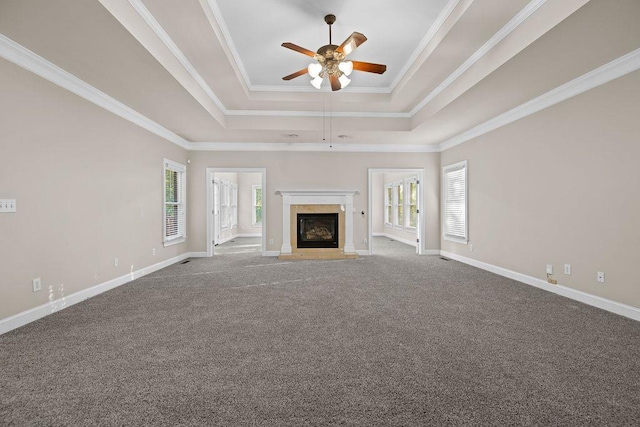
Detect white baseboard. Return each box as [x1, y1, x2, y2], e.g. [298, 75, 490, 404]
[0, 252, 201, 335]
[356, 250, 371, 256]
[188, 252, 208, 258]
[264, 251, 280, 257]
[440, 251, 640, 322]
[375, 233, 418, 248]
[237, 233, 262, 238]
[424, 249, 441, 256]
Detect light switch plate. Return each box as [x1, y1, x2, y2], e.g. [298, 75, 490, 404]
[0, 199, 16, 213]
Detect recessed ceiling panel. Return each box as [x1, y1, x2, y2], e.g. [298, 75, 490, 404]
[214, 0, 451, 90]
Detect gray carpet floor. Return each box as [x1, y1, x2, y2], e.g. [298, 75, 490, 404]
[1, 252, 639, 426]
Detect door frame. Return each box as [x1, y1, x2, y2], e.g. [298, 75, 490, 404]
[367, 168, 425, 255]
[206, 167, 267, 257]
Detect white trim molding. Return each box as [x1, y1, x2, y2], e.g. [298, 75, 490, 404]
[439, 47, 640, 151]
[189, 142, 440, 153]
[0, 252, 204, 335]
[410, 0, 547, 116]
[0, 33, 190, 150]
[276, 190, 359, 256]
[440, 251, 640, 322]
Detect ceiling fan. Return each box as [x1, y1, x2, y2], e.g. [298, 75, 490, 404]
[281, 14, 387, 91]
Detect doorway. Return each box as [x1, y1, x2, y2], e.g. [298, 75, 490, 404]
[206, 168, 266, 256]
[368, 168, 424, 255]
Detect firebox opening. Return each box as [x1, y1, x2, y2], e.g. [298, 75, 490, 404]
[297, 213, 339, 249]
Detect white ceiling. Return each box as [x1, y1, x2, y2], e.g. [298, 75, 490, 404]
[1, 0, 638, 149]
[214, 0, 451, 90]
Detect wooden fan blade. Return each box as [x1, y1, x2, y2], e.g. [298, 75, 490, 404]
[352, 61, 387, 74]
[282, 68, 309, 80]
[330, 74, 341, 91]
[281, 42, 316, 57]
[336, 32, 367, 55]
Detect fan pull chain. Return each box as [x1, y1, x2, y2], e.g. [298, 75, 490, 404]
[322, 94, 326, 143]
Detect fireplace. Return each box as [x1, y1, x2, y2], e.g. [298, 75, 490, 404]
[276, 190, 358, 259]
[297, 213, 339, 248]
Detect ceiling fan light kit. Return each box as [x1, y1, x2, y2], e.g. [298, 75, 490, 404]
[281, 14, 387, 91]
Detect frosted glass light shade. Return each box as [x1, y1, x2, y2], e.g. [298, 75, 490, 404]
[308, 63, 322, 78]
[338, 61, 353, 76]
[310, 76, 323, 89]
[338, 74, 351, 89]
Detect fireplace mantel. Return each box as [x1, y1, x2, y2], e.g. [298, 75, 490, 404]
[276, 190, 358, 256]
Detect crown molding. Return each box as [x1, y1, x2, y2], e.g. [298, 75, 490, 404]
[410, 0, 547, 116]
[127, 0, 227, 115]
[4, 22, 637, 156]
[389, 0, 461, 92]
[249, 84, 392, 94]
[439, 48, 640, 151]
[0, 33, 190, 149]
[188, 142, 440, 153]
[224, 110, 410, 119]
[201, 0, 253, 95]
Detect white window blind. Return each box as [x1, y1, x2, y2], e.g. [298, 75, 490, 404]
[163, 159, 186, 245]
[443, 161, 468, 243]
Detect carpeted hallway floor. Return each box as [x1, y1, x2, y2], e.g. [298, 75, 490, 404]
[1, 251, 639, 426]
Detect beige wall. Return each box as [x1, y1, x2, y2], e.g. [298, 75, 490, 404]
[187, 152, 441, 254]
[0, 58, 187, 320]
[371, 173, 384, 234]
[441, 70, 640, 308]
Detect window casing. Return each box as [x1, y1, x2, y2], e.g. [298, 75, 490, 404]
[163, 159, 186, 246]
[252, 185, 262, 225]
[442, 160, 468, 243]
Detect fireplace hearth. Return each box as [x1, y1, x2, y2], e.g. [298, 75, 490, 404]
[297, 213, 339, 248]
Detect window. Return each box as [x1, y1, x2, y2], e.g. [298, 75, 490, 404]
[384, 184, 392, 226]
[220, 181, 229, 229]
[443, 160, 468, 243]
[394, 182, 403, 227]
[252, 185, 262, 225]
[405, 178, 418, 229]
[163, 159, 186, 246]
[230, 184, 238, 228]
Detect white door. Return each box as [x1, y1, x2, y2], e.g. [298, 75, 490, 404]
[213, 179, 221, 245]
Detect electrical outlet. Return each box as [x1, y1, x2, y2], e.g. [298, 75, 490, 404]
[32, 278, 42, 292]
[114, 258, 119, 267]
[564, 264, 571, 275]
[597, 272, 605, 283]
[363, 238, 368, 245]
[152, 248, 156, 256]
[269, 239, 274, 245]
[469, 244, 473, 252]
[546, 264, 553, 275]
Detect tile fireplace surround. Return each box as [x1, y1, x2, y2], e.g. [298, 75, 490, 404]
[276, 190, 358, 259]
